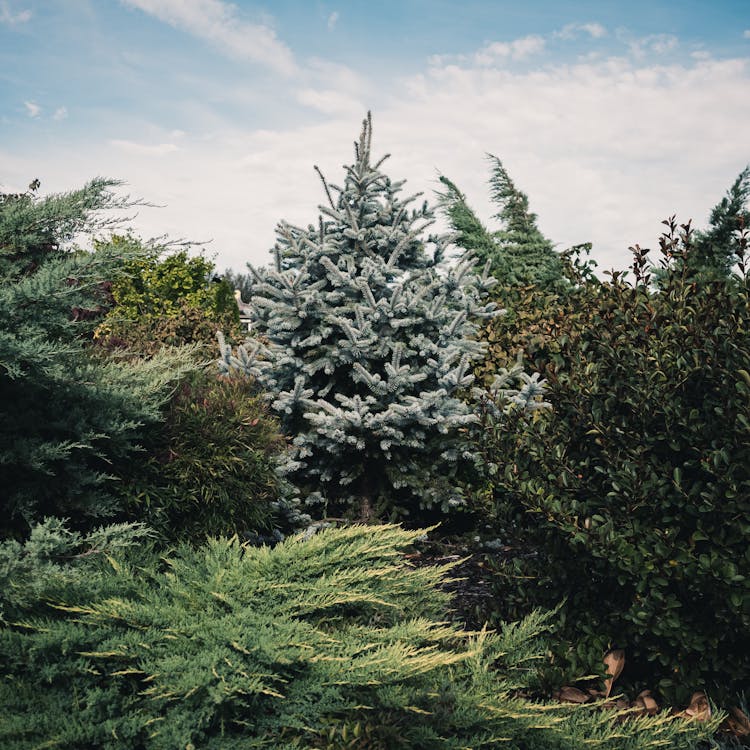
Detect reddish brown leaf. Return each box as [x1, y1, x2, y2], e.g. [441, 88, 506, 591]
[633, 689, 659, 716]
[723, 707, 750, 737]
[556, 686, 590, 704]
[684, 691, 711, 722]
[603, 648, 625, 698]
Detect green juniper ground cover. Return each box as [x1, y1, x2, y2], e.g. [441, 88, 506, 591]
[1, 115, 748, 748]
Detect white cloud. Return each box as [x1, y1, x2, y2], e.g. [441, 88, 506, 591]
[5, 43, 749, 277]
[24, 101, 40, 117]
[327, 11, 339, 31]
[52, 106, 68, 121]
[581, 22, 607, 38]
[431, 35, 547, 67]
[120, 0, 297, 76]
[629, 33, 679, 58]
[474, 35, 546, 64]
[306, 57, 364, 92]
[744, 30, 750, 39]
[0, 2, 31, 25]
[295, 88, 364, 117]
[556, 22, 607, 40]
[110, 139, 180, 156]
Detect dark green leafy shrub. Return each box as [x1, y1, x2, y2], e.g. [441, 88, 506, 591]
[472, 245, 599, 389]
[479, 219, 750, 702]
[0, 522, 715, 749]
[119, 369, 284, 542]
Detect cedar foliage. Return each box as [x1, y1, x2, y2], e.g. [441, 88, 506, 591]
[686, 166, 750, 279]
[0, 522, 716, 749]
[0, 180, 191, 537]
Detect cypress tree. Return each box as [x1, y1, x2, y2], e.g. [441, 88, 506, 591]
[689, 165, 750, 278]
[438, 155, 564, 288]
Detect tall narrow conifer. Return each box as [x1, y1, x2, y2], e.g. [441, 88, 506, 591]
[438, 155, 564, 288]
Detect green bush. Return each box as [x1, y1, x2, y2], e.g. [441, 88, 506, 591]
[99, 299, 242, 357]
[0, 181, 192, 538]
[119, 369, 284, 542]
[479, 220, 750, 702]
[0, 521, 715, 749]
[472, 245, 598, 389]
[95, 236, 241, 356]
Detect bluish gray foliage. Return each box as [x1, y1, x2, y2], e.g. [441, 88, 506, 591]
[220, 115, 546, 519]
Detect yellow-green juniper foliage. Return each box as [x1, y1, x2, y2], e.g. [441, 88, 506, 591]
[0, 523, 716, 749]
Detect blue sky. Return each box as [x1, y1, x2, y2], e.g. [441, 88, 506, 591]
[1, 0, 749, 271]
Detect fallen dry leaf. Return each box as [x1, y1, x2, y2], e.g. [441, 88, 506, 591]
[556, 686, 590, 704]
[603, 696, 631, 712]
[603, 648, 625, 698]
[633, 689, 659, 716]
[723, 706, 750, 737]
[683, 691, 711, 722]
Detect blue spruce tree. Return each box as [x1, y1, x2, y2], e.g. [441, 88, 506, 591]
[220, 115, 546, 520]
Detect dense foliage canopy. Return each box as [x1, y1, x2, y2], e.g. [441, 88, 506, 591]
[0, 180, 190, 537]
[0, 522, 715, 749]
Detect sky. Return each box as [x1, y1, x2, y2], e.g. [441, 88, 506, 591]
[1, 0, 749, 274]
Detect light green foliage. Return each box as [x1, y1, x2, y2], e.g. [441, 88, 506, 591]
[106, 236, 234, 320]
[0, 516, 153, 621]
[438, 155, 565, 289]
[119, 369, 285, 542]
[96, 236, 240, 354]
[219, 116, 548, 521]
[478, 219, 750, 702]
[0, 181, 193, 538]
[0, 522, 715, 749]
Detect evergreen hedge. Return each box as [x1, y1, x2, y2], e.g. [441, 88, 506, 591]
[0, 522, 715, 749]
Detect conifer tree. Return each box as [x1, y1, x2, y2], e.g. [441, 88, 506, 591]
[0, 179, 191, 537]
[220, 116, 542, 519]
[438, 155, 564, 288]
[688, 165, 750, 278]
